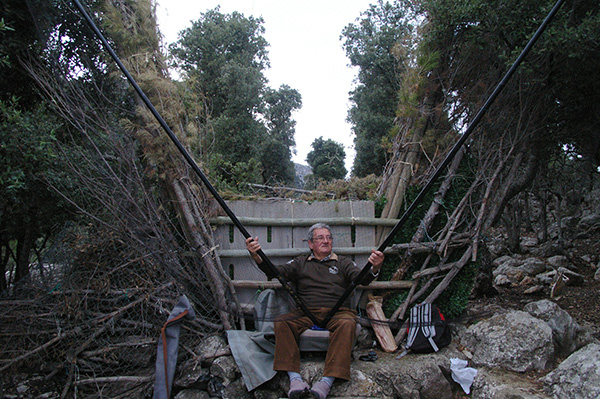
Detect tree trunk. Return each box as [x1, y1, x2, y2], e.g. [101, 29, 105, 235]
[485, 149, 539, 231]
[376, 122, 426, 244]
[539, 188, 549, 243]
[169, 176, 236, 330]
[14, 225, 34, 284]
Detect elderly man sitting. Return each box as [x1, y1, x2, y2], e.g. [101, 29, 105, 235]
[246, 223, 384, 399]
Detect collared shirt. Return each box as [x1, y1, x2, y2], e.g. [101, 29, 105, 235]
[274, 252, 377, 309]
[310, 252, 332, 262]
[309, 252, 380, 277]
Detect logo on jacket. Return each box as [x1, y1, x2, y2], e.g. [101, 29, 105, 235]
[329, 266, 339, 275]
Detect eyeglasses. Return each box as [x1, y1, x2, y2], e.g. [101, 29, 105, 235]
[312, 235, 333, 242]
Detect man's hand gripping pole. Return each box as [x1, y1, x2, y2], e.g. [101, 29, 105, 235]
[247, 238, 320, 327]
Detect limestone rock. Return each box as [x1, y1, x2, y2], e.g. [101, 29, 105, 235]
[174, 358, 208, 389]
[390, 356, 453, 399]
[174, 389, 211, 399]
[577, 213, 600, 231]
[546, 255, 570, 270]
[209, 355, 239, 385]
[471, 368, 549, 399]
[520, 236, 539, 249]
[494, 274, 512, 286]
[251, 389, 285, 399]
[542, 343, 600, 399]
[220, 377, 254, 399]
[519, 257, 548, 275]
[462, 310, 554, 372]
[333, 369, 387, 398]
[492, 255, 522, 269]
[524, 299, 582, 357]
[196, 334, 229, 367]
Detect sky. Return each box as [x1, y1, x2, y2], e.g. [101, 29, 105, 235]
[155, 0, 375, 174]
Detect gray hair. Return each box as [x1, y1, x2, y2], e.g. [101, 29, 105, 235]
[308, 223, 332, 241]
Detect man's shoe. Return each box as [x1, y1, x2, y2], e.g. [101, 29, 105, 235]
[309, 380, 331, 399]
[288, 378, 310, 399]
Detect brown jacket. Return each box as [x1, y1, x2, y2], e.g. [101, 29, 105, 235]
[270, 253, 376, 309]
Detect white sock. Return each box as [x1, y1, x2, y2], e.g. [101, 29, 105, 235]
[320, 376, 335, 387]
[287, 371, 303, 382]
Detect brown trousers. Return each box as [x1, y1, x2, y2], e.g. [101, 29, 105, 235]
[273, 307, 357, 380]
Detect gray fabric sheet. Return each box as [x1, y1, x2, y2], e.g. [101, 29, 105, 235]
[227, 289, 292, 391]
[226, 330, 276, 391]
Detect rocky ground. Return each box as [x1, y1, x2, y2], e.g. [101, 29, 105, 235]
[466, 270, 600, 340]
[491, 271, 600, 337]
[473, 233, 600, 340]
[4, 207, 600, 398]
[199, 226, 600, 399]
[448, 231, 600, 398]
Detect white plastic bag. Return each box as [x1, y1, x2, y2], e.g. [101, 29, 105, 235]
[450, 358, 478, 394]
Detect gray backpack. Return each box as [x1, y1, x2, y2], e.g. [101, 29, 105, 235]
[405, 303, 451, 353]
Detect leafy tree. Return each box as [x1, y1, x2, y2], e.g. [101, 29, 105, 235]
[373, 0, 600, 320]
[169, 8, 269, 114]
[543, 0, 600, 178]
[261, 84, 302, 185]
[342, 0, 417, 177]
[0, 1, 83, 289]
[169, 8, 267, 180]
[12, 0, 241, 328]
[0, 0, 43, 107]
[306, 137, 347, 182]
[170, 8, 301, 186]
[418, 0, 600, 210]
[0, 99, 76, 289]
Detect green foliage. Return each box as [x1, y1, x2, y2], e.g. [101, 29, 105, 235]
[0, 98, 77, 285]
[208, 113, 267, 170]
[379, 155, 478, 318]
[420, 0, 600, 172]
[342, 0, 418, 177]
[260, 139, 295, 185]
[383, 289, 409, 317]
[207, 153, 262, 191]
[382, 258, 477, 320]
[261, 85, 302, 185]
[0, 0, 46, 106]
[374, 195, 387, 218]
[0, 99, 57, 207]
[306, 137, 347, 181]
[170, 8, 269, 91]
[0, 18, 15, 67]
[170, 8, 301, 187]
[436, 261, 477, 319]
[377, 182, 437, 285]
[300, 174, 382, 201]
[101, 0, 161, 60]
[0, 98, 55, 195]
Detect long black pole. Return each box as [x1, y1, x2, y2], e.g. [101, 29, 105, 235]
[320, 0, 566, 328]
[71, 0, 320, 327]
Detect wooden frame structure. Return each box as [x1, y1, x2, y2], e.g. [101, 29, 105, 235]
[212, 200, 411, 306]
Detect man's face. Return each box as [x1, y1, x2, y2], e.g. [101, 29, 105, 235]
[308, 228, 333, 259]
